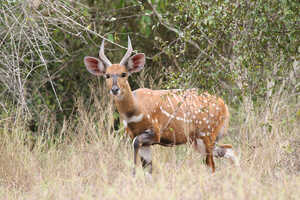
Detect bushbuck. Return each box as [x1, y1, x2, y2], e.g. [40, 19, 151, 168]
[83, 36, 239, 174]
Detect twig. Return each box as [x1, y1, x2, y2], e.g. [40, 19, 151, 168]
[145, 0, 200, 50]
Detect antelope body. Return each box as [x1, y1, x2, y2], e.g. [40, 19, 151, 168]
[84, 37, 239, 174]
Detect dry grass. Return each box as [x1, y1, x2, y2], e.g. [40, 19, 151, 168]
[0, 91, 299, 200]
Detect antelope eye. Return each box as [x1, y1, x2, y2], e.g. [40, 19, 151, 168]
[121, 72, 127, 78]
[105, 74, 111, 79]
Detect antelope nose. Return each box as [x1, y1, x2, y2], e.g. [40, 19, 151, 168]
[111, 86, 120, 95]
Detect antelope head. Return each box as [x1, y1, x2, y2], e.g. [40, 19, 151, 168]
[84, 36, 146, 99]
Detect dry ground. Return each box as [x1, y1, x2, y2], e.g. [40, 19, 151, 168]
[0, 94, 299, 200]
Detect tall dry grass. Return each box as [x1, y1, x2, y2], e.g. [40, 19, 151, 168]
[0, 87, 299, 200]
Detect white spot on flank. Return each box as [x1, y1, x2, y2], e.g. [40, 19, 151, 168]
[216, 107, 220, 110]
[199, 132, 206, 136]
[173, 94, 180, 103]
[167, 96, 174, 110]
[160, 107, 175, 119]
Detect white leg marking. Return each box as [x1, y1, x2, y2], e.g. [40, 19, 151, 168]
[132, 137, 137, 148]
[224, 148, 240, 166]
[196, 139, 206, 156]
[139, 146, 152, 162]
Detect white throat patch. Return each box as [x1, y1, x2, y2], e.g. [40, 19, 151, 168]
[125, 113, 144, 124]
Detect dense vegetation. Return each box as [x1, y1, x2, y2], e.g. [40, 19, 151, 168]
[0, 0, 299, 199]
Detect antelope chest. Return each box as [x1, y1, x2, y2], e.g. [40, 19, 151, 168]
[122, 113, 152, 138]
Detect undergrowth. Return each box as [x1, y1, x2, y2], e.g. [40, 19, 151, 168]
[0, 91, 299, 200]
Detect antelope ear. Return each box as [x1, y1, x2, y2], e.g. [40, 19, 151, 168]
[127, 53, 145, 74]
[84, 56, 106, 76]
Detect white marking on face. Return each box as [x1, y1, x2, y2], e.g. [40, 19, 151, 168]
[111, 90, 124, 100]
[147, 114, 150, 119]
[216, 107, 220, 110]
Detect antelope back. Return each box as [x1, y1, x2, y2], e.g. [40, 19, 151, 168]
[133, 88, 229, 144]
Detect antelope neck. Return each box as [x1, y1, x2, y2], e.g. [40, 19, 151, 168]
[114, 83, 139, 118]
